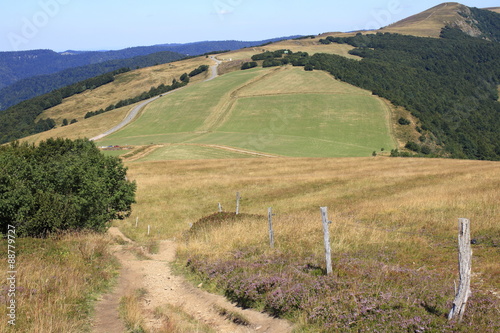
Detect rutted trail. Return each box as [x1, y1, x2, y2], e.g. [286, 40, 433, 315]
[93, 227, 293, 333]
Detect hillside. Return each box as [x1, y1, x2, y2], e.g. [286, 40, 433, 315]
[118, 156, 500, 332]
[24, 40, 368, 139]
[95, 66, 395, 158]
[380, 2, 500, 40]
[0, 50, 185, 111]
[0, 38, 292, 88]
[0, 36, 299, 107]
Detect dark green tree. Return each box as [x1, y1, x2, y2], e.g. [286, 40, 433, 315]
[0, 138, 136, 237]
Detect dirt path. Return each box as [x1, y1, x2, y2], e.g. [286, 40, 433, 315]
[93, 227, 293, 333]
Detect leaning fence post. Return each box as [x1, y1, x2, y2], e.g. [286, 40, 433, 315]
[236, 192, 240, 215]
[448, 218, 472, 322]
[320, 207, 333, 275]
[268, 207, 275, 248]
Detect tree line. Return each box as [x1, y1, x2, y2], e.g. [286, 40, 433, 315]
[0, 68, 130, 144]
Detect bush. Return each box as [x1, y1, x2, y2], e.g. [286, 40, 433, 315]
[188, 65, 210, 77]
[241, 62, 258, 70]
[0, 139, 136, 237]
[398, 117, 411, 125]
[405, 141, 421, 152]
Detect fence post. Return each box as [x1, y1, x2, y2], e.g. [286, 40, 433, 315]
[147, 225, 151, 236]
[320, 207, 333, 275]
[135, 216, 138, 228]
[268, 207, 275, 248]
[448, 218, 472, 322]
[218, 203, 223, 213]
[236, 192, 240, 215]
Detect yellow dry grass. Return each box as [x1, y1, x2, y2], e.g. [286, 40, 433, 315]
[0, 232, 118, 333]
[21, 104, 132, 144]
[379, 2, 464, 37]
[37, 56, 213, 125]
[235, 66, 371, 97]
[486, 7, 500, 14]
[220, 38, 360, 61]
[115, 156, 499, 294]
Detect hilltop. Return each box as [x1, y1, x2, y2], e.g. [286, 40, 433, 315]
[379, 2, 500, 39]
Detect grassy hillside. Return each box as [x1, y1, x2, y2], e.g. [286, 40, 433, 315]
[36, 57, 212, 126]
[97, 66, 395, 158]
[380, 2, 465, 37]
[114, 156, 499, 331]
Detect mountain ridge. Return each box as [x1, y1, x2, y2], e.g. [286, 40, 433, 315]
[379, 2, 500, 39]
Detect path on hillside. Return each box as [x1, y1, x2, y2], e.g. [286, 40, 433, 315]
[89, 56, 222, 142]
[92, 227, 294, 333]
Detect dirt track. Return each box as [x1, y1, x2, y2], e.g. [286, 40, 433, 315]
[92, 227, 293, 333]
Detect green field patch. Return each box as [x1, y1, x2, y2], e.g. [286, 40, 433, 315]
[135, 144, 257, 161]
[100, 68, 268, 143]
[237, 67, 371, 97]
[207, 94, 394, 157]
[98, 67, 395, 158]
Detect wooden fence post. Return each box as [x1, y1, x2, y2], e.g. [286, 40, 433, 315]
[135, 217, 138, 228]
[236, 192, 240, 215]
[147, 225, 151, 236]
[448, 218, 472, 322]
[268, 207, 275, 248]
[218, 203, 223, 213]
[320, 207, 333, 275]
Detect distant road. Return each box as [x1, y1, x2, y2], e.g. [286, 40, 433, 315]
[205, 55, 222, 81]
[90, 56, 222, 142]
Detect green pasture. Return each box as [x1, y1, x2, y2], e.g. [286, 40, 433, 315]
[98, 67, 395, 158]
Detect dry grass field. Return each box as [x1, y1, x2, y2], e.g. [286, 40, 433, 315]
[0, 232, 119, 333]
[220, 38, 360, 62]
[380, 2, 464, 37]
[115, 156, 499, 331]
[22, 103, 132, 144]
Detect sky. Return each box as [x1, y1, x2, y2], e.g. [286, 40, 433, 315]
[0, 0, 499, 52]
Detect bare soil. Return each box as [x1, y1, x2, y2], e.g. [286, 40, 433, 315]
[92, 227, 293, 333]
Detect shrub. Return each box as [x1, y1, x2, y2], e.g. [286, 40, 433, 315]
[0, 138, 136, 237]
[241, 62, 258, 70]
[398, 117, 411, 125]
[405, 141, 421, 152]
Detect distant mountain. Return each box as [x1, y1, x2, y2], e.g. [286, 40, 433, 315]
[151, 36, 303, 56]
[0, 36, 300, 91]
[0, 51, 185, 111]
[0, 36, 300, 110]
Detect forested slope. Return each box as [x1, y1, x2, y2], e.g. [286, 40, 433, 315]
[303, 28, 500, 160]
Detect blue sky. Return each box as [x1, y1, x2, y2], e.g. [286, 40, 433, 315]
[1, 0, 499, 52]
